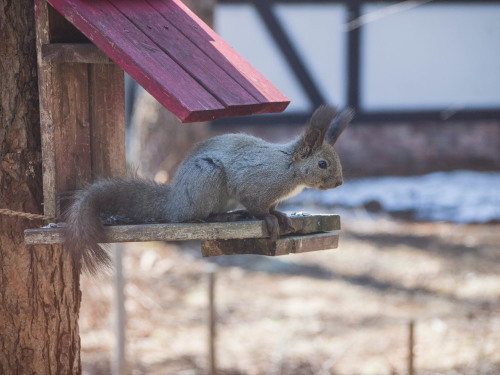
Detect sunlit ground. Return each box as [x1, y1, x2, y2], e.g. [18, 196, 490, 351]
[80, 211, 500, 375]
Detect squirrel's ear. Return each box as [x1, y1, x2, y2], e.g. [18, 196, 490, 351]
[296, 105, 338, 158]
[326, 108, 354, 145]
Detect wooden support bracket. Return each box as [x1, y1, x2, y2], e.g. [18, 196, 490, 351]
[201, 232, 339, 257]
[24, 214, 340, 246]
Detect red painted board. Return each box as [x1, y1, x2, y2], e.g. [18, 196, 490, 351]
[108, 0, 265, 116]
[47, 0, 290, 121]
[47, 0, 227, 122]
[148, 0, 290, 115]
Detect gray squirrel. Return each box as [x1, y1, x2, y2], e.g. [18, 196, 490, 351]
[64, 104, 354, 274]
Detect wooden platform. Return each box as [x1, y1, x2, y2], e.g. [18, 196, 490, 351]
[46, 0, 290, 122]
[24, 214, 340, 256]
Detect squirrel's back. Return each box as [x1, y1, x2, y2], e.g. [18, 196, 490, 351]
[171, 132, 298, 210]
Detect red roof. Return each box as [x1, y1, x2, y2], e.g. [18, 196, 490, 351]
[47, 0, 290, 122]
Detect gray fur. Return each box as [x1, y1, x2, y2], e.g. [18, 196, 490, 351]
[64, 105, 354, 274]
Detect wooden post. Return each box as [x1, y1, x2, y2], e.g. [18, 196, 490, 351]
[408, 320, 415, 375]
[207, 265, 218, 375]
[112, 244, 127, 375]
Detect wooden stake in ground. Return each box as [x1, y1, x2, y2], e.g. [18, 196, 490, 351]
[207, 266, 218, 375]
[408, 319, 415, 375]
[112, 244, 127, 375]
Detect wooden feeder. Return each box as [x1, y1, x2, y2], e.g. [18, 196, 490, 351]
[25, 0, 340, 256]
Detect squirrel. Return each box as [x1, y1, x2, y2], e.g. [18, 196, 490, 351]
[64, 104, 354, 274]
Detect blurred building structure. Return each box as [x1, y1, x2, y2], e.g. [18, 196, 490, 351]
[213, 0, 500, 176]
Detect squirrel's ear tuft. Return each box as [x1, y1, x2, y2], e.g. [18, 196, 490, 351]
[326, 108, 355, 145]
[296, 104, 338, 158]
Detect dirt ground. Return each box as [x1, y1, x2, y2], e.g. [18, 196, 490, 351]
[80, 211, 500, 375]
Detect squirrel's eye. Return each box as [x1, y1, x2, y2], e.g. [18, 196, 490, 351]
[318, 160, 327, 169]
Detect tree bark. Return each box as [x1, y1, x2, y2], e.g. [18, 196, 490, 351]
[0, 1, 81, 374]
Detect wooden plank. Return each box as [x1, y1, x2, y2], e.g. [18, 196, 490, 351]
[201, 232, 339, 257]
[147, 0, 290, 115]
[109, 0, 262, 113]
[35, 0, 58, 217]
[42, 43, 113, 64]
[89, 63, 126, 179]
[24, 214, 340, 245]
[48, 0, 226, 122]
[52, 62, 93, 192]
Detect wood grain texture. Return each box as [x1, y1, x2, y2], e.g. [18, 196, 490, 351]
[89, 63, 126, 179]
[24, 214, 340, 245]
[37, 13, 94, 216]
[51, 62, 93, 192]
[36, 0, 58, 216]
[109, 0, 261, 111]
[46, 0, 290, 122]
[148, 0, 290, 115]
[201, 232, 339, 257]
[37, 8, 126, 216]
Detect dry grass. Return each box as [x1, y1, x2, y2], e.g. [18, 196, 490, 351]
[80, 213, 500, 375]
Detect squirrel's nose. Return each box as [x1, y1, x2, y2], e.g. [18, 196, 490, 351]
[335, 179, 343, 187]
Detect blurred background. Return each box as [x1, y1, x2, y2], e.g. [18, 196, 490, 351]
[81, 1, 500, 374]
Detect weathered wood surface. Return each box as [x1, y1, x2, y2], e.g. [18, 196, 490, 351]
[52, 62, 93, 192]
[88, 63, 126, 179]
[201, 232, 339, 257]
[146, 0, 290, 115]
[35, 3, 126, 217]
[42, 43, 113, 64]
[46, 0, 289, 122]
[109, 0, 261, 113]
[24, 214, 340, 245]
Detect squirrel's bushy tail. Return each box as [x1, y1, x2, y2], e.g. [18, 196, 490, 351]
[63, 178, 172, 274]
[64, 187, 112, 275]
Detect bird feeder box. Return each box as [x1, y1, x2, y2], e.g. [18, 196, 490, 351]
[26, 0, 340, 256]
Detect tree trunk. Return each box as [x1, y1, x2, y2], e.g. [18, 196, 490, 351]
[129, 0, 215, 179]
[0, 1, 81, 374]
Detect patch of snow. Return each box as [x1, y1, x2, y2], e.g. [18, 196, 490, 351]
[284, 171, 500, 223]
